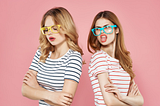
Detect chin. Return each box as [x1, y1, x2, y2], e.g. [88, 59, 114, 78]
[100, 42, 109, 46]
[49, 42, 56, 46]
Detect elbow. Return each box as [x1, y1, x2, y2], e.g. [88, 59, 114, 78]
[106, 104, 116, 106]
[106, 103, 115, 106]
[104, 99, 116, 106]
[137, 95, 144, 106]
[21, 84, 27, 97]
[140, 96, 144, 106]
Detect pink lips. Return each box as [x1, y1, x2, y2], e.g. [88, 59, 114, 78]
[49, 37, 55, 41]
[100, 34, 107, 42]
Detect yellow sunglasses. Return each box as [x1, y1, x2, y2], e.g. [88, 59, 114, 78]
[40, 25, 61, 35]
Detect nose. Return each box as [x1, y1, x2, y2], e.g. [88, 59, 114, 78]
[47, 28, 52, 35]
[100, 29, 105, 34]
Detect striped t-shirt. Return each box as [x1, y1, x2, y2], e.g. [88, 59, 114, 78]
[88, 50, 131, 106]
[29, 49, 82, 106]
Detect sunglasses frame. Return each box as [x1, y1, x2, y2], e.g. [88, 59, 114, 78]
[92, 25, 117, 36]
[40, 25, 61, 35]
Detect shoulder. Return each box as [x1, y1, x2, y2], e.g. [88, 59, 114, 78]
[89, 50, 109, 76]
[64, 49, 82, 65]
[68, 49, 82, 59]
[91, 50, 107, 62]
[35, 48, 41, 55]
[32, 48, 41, 58]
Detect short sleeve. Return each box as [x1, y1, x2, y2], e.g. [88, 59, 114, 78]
[29, 49, 41, 72]
[64, 52, 82, 83]
[90, 53, 108, 77]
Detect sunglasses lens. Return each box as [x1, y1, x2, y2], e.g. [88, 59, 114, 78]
[41, 27, 48, 35]
[51, 25, 59, 33]
[41, 25, 60, 35]
[104, 26, 112, 33]
[92, 28, 100, 36]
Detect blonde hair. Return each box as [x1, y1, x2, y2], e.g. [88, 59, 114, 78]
[87, 11, 135, 81]
[39, 7, 83, 63]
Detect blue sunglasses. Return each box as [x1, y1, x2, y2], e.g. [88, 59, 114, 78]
[92, 25, 117, 36]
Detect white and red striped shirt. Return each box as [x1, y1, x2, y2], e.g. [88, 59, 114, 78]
[88, 50, 131, 106]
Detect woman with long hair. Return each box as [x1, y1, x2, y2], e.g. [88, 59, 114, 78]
[21, 7, 83, 106]
[88, 11, 144, 106]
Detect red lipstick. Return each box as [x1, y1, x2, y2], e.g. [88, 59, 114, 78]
[49, 37, 55, 41]
[100, 34, 107, 42]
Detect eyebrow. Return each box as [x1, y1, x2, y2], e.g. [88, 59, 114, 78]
[95, 24, 109, 28]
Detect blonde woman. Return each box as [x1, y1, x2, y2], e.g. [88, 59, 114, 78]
[88, 11, 144, 106]
[21, 7, 83, 106]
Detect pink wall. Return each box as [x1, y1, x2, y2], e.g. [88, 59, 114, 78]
[0, 0, 160, 106]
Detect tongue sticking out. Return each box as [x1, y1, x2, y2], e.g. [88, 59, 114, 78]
[100, 35, 107, 42]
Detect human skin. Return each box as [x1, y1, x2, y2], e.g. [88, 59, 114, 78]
[21, 16, 80, 106]
[95, 18, 144, 106]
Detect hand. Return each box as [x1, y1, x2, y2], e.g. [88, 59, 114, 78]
[104, 77, 125, 101]
[23, 71, 40, 88]
[127, 81, 139, 96]
[48, 91, 73, 106]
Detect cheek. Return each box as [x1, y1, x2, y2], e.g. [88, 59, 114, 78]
[59, 34, 66, 40]
[46, 36, 50, 41]
[97, 36, 100, 40]
[108, 34, 116, 41]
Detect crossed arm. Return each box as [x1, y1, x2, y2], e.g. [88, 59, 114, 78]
[21, 70, 78, 106]
[97, 72, 144, 106]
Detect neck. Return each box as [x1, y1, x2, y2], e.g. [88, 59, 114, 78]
[101, 39, 116, 58]
[52, 40, 69, 59]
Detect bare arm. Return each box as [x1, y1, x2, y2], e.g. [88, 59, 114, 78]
[21, 82, 50, 100]
[22, 70, 50, 100]
[104, 78, 144, 106]
[62, 79, 78, 97]
[44, 79, 78, 106]
[121, 80, 144, 106]
[21, 70, 72, 106]
[97, 72, 130, 106]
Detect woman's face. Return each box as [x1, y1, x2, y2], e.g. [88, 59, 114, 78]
[95, 18, 118, 46]
[44, 16, 67, 47]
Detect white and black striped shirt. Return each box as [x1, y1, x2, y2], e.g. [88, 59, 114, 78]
[29, 49, 82, 106]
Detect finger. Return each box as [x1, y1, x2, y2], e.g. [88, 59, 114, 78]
[63, 93, 73, 99]
[134, 84, 139, 95]
[23, 80, 28, 85]
[59, 101, 69, 106]
[105, 87, 118, 92]
[135, 89, 139, 96]
[27, 71, 34, 77]
[23, 76, 30, 83]
[105, 84, 115, 88]
[23, 76, 29, 81]
[61, 99, 71, 106]
[24, 73, 31, 79]
[106, 89, 120, 97]
[129, 82, 134, 93]
[134, 90, 138, 96]
[63, 96, 72, 104]
[131, 84, 138, 95]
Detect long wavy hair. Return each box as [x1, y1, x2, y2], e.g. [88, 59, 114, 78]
[39, 7, 83, 63]
[87, 11, 135, 80]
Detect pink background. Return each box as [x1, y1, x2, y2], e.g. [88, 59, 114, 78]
[0, 0, 160, 106]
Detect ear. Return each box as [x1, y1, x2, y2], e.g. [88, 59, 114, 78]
[115, 27, 119, 34]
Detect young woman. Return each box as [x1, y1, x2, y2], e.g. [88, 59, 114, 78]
[88, 11, 144, 106]
[21, 7, 83, 106]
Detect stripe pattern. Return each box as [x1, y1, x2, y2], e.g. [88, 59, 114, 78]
[88, 50, 130, 106]
[29, 49, 82, 106]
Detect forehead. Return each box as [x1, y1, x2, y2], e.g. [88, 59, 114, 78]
[44, 16, 55, 27]
[95, 18, 113, 27]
